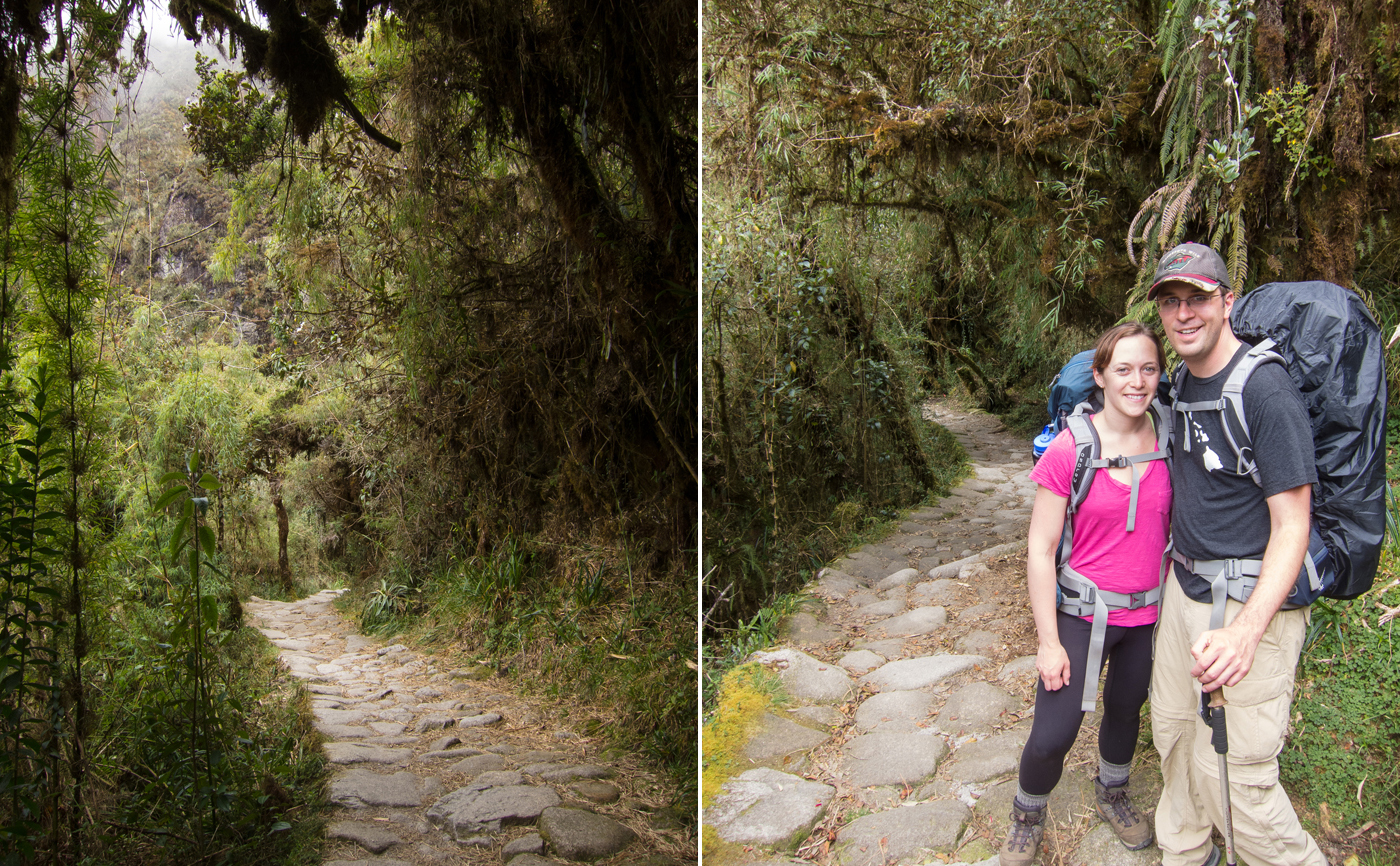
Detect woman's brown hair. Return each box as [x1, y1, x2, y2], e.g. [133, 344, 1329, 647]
[1091, 322, 1167, 375]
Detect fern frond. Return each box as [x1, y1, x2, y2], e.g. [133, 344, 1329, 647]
[1210, 207, 1231, 251]
[1127, 186, 1170, 265]
[1155, 72, 1178, 113]
[1158, 174, 1197, 247]
[1193, 60, 1209, 126]
[1228, 203, 1248, 289]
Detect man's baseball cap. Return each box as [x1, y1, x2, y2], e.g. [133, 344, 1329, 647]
[1147, 242, 1231, 299]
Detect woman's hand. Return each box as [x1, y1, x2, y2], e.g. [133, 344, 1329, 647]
[1037, 642, 1072, 691]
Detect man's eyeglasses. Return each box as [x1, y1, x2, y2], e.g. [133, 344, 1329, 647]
[1155, 294, 1217, 312]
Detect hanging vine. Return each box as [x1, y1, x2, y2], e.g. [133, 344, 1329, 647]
[1129, 0, 1259, 297]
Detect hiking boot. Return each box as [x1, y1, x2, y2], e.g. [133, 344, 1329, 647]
[999, 802, 1044, 866]
[1094, 776, 1153, 850]
[1200, 845, 1222, 866]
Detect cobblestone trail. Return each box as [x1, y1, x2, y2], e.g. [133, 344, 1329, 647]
[705, 401, 1165, 866]
[245, 592, 693, 866]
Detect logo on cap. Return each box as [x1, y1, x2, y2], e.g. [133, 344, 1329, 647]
[1160, 253, 1194, 273]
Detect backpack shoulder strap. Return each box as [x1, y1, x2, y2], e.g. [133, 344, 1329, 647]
[1058, 406, 1099, 570]
[1064, 407, 1100, 515]
[1168, 341, 1284, 485]
[1218, 338, 1284, 487]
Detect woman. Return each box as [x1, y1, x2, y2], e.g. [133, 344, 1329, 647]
[1000, 322, 1172, 865]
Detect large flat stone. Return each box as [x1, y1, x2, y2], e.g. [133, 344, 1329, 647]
[425, 785, 561, 837]
[324, 742, 412, 764]
[839, 650, 885, 675]
[862, 654, 990, 691]
[315, 723, 372, 739]
[750, 648, 855, 704]
[537, 807, 637, 860]
[943, 728, 1031, 784]
[329, 769, 426, 807]
[779, 612, 843, 643]
[936, 681, 1021, 735]
[743, 712, 828, 768]
[314, 708, 369, 726]
[814, 569, 863, 599]
[854, 690, 935, 733]
[704, 768, 833, 851]
[832, 800, 971, 865]
[449, 753, 507, 777]
[876, 568, 921, 591]
[855, 598, 905, 619]
[870, 606, 947, 638]
[327, 820, 400, 854]
[955, 629, 1004, 655]
[842, 730, 948, 788]
[911, 579, 961, 606]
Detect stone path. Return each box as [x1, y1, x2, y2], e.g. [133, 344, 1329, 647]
[705, 401, 1165, 866]
[245, 591, 693, 866]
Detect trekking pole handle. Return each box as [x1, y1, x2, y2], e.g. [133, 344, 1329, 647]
[1201, 689, 1229, 755]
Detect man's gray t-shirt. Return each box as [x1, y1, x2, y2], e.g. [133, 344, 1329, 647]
[1170, 342, 1317, 603]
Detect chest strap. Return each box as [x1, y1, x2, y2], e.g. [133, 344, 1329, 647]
[1171, 549, 1323, 629]
[1056, 567, 1162, 712]
[1087, 450, 1167, 531]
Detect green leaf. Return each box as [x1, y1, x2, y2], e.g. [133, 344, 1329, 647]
[269, 821, 291, 833]
[157, 471, 187, 486]
[188, 451, 202, 474]
[152, 486, 186, 513]
[197, 473, 223, 492]
[168, 516, 190, 559]
[198, 525, 216, 557]
[182, 498, 194, 518]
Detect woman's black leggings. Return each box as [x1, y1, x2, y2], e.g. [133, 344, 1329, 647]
[1018, 611, 1155, 796]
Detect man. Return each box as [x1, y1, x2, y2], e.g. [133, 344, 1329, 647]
[1148, 242, 1327, 866]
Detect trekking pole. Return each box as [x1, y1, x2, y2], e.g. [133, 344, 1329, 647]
[1199, 690, 1238, 866]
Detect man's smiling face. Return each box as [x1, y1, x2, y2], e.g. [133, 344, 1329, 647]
[1155, 281, 1233, 367]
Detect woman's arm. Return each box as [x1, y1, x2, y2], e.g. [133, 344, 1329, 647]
[1028, 485, 1072, 691]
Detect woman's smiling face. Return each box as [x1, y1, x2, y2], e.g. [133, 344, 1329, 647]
[1093, 334, 1161, 420]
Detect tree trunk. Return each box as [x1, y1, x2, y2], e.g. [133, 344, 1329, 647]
[272, 475, 291, 593]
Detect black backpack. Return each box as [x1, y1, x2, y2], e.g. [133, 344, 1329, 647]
[1169, 281, 1387, 608]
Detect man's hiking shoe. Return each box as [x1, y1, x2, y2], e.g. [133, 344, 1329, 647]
[1094, 776, 1153, 850]
[999, 802, 1044, 866]
[1200, 845, 1222, 866]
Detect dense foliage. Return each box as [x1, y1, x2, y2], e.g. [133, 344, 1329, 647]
[0, 0, 697, 861]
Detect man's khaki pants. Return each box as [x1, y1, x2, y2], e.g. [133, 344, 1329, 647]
[1151, 577, 1327, 866]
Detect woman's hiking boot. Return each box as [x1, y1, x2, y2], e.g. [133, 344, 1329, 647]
[999, 802, 1044, 865]
[1094, 776, 1153, 850]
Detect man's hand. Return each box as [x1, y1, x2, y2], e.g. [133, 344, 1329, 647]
[1191, 483, 1312, 692]
[1189, 625, 1258, 691]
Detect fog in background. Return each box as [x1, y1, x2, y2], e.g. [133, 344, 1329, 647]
[125, 0, 239, 110]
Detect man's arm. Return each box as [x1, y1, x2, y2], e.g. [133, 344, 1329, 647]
[1190, 483, 1311, 691]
